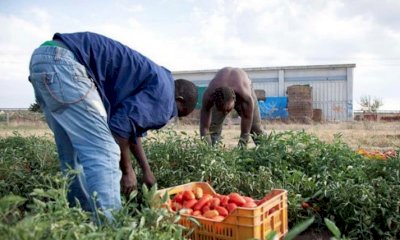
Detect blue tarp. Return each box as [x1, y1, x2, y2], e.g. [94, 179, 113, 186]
[265, 97, 288, 109]
[258, 97, 288, 119]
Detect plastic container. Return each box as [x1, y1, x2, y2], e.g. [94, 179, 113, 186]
[157, 182, 288, 240]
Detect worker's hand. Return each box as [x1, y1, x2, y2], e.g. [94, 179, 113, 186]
[142, 170, 156, 188]
[201, 134, 212, 145]
[237, 133, 250, 148]
[121, 169, 137, 198]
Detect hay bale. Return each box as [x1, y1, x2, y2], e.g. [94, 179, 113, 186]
[287, 85, 313, 124]
[312, 108, 323, 122]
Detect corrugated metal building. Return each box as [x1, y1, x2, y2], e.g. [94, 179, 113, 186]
[172, 64, 356, 121]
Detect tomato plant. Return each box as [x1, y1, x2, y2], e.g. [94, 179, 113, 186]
[1, 130, 400, 239]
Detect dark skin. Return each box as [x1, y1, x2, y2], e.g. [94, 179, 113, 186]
[116, 96, 188, 198]
[114, 135, 155, 197]
[200, 67, 254, 145]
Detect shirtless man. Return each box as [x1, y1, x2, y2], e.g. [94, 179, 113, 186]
[200, 67, 264, 147]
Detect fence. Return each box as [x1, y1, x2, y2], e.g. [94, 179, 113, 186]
[353, 110, 400, 121]
[0, 109, 45, 126]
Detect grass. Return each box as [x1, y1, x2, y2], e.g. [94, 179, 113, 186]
[0, 122, 52, 138]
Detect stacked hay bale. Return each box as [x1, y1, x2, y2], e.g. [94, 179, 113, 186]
[287, 85, 313, 124]
[312, 108, 323, 122]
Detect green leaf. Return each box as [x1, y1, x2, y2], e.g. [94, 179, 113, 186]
[285, 217, 315, 240]
[265, 231, 278, 240]
[149, 184, 157, 198]
[173, 214, 181, 224]
[187, 216, 201, 227]
[139, 216, 145, 228]
[155, 215, 163, 227]
[324, 218, 341, 238]
[142, 184, 149, 197]
[129, 190, 138, 201]
[0, 195, 26, 213]
[161, 191, 169, 203]
[32, 198, 47, 208]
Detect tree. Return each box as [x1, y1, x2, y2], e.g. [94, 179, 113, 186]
[359, 95, 383, 113]
[28, 99, 42, 113]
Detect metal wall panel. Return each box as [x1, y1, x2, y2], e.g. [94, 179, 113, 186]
[284, 68, 347, 78]
[284, 80, 348, 121]
[253, 81, 279, 97]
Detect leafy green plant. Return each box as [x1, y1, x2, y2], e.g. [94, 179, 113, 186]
[0, 133, 58, 198]
[145, 130, 400, 239]
[0, 195, 26, 225]
[0, 174, 186, 240]
[1, 130, 400, 239]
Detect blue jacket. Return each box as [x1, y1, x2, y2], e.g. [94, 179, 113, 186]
[54, 32, 177, 141]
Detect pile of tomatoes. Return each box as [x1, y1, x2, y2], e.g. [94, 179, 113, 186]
[168, 187, 259, 221]
[356, 148, 397, 160]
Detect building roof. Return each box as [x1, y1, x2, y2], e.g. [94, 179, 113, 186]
[173, 63, 356, 74]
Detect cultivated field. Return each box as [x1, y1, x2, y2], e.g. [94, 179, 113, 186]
[3, 120, 398, 150]
[1, 119, 400, 239]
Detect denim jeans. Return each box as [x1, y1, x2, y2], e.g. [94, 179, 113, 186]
[29, 46, 122, 223]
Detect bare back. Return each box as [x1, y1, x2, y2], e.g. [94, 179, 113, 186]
[203, 67, 253, 109]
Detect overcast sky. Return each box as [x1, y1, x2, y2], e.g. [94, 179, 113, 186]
[1, 0, 400, 110]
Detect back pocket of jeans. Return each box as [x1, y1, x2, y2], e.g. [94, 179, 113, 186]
[30, 72, 93, 112]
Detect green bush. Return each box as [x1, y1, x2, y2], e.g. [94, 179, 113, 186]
[0, 133, 59, 198]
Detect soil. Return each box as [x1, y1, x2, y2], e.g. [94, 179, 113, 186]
[294, 229, 332, 240]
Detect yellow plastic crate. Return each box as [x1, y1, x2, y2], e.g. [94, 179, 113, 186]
[157, 182, 288, 240]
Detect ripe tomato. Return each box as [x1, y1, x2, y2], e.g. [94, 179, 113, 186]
[183, 199, 198, 209]
[227, 203, 237, 213]
[203, 210, 219, 219]
[193, 186, 203, 199]
[192, 210, 202, 216]
[212, 215, 225, 221]
[210, 197, 221, 209]
[183, 190, 196, 201]
[215, 194, 225, 200]
[243, 196, 255, 203]
[193, 194, 213, 211]
[301, 202, 310, 209]
[172, 193, 184, 204]
[215, 206, 229, 216]
[228, 193, 246, 206]
[201, 205, 211, 214]
[242, 201, 257, 208]
[221, 196, 230, 206]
